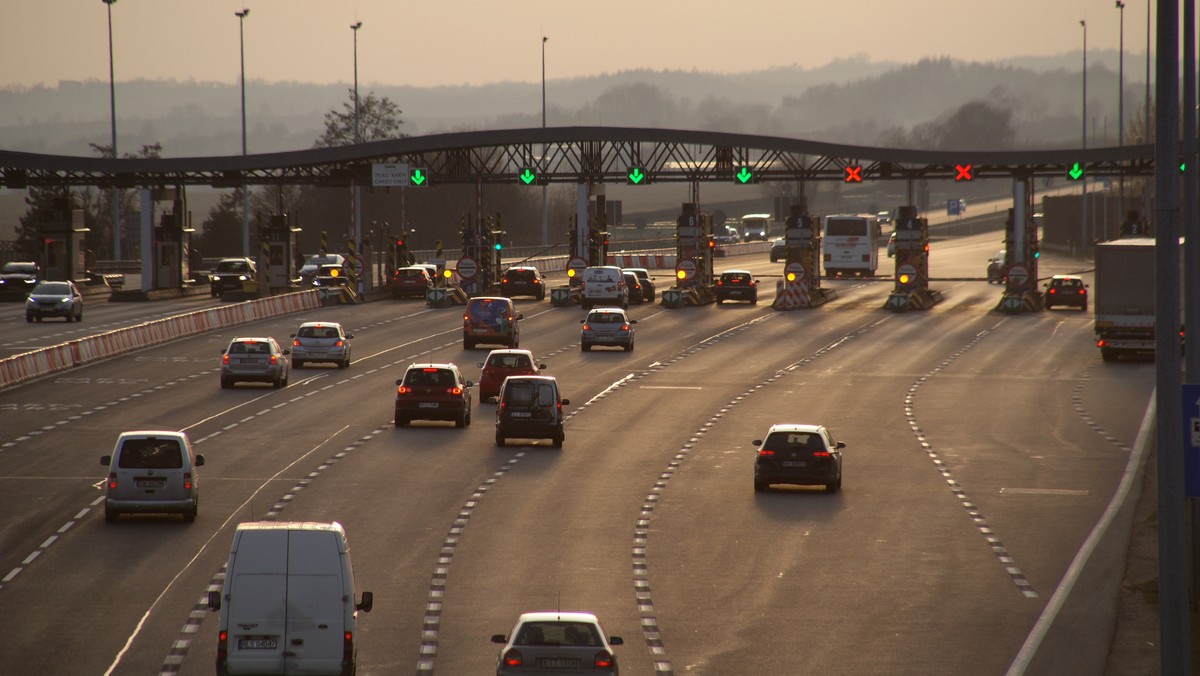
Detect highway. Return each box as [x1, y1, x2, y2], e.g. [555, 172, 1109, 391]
[0, 220, 1154, 675]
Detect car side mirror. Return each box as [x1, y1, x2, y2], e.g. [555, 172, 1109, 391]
[752, 440, 762, 447]
[207, 591, 221, 611]
[395, 379, 403, 386]
[346, 334, 354, 339]
[630, 319, 638, 324]
[491, 634, 507, 644]
[464, 380, 474, 388]
[579, 319, 586, 324]
[476, 362, 485, 368]
[538, 363, 547, 369]
[561, 398, 570, 406]
[282, 349, 290, 355]
[836, 441, 846, 449]
[357, 591, 373, 613]
[194, 454, 205, 467]
[289, 334, 297, 338]
[609, 636, 624, 645]
[100, 455, 111, 466]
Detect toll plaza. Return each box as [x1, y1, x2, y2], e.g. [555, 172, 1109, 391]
[884, 205, 943, 312]
[260, 213, 301, 292]
[995, 177, 1042, 313]
[773, 199, 836, 310]
[661, 202, 715, 308]
[37, 198, 89, 283]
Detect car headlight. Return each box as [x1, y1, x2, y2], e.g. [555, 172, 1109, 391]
[59, 297, 70, 303]
[25, 298, 34, 307]
[238, 275, 248, 281]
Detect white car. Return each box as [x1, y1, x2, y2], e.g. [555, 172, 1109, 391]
[492, 612, 623, 676]
[886, 231, 897, 257]
[578, 266, 628, 310]
[289, 321, 353, 369]
[580, 307, 636, 352]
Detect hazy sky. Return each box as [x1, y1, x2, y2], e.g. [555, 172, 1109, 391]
[1, 1, 1148, 90]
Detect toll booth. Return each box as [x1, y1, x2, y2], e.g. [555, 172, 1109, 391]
[884, 205, 942, 311]
[154, 208, 193, 290]
[996, 177, 1041, 313]
[661, 203, 715, 307]
[774, 200, 836, 309]
[38, 198, 88, 282]
[261, 213, 301, 291]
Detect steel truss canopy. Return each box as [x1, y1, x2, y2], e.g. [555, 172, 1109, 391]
[0, 126, 1154, 189]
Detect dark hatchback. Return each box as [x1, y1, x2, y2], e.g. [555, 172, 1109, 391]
[1044, 275, 1088, 311]
[753, 424, 843, 493]
[394, 363, 473, 428]
[715, 270, 758, 304]
[0, 261, 40, 299]
[500, 266, 546, 300]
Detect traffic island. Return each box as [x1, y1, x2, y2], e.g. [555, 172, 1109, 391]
[883, 288, 944, 312]
[994, 290, 1042, 314]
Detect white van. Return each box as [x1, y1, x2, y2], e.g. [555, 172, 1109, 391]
[100, 430, 204, 523]
[822, 214, 880, 277]
[579, 266, 628, 310]
[208, 522, 373, 676]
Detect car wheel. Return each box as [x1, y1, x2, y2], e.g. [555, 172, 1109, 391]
[280, 374, 288, 388]
[395, 415, 409, 427]
[480, 391, 490, 404]
[220, 377, 233, 389]
[1044, 303, 1053, 310]
[26, 314, 33, 323]
[183, 502, 197, 523]
[751, 297, 758, 305]
[495, 431, 506, 446]
[553, 432, 564, 448]
[1081, 302, 1088, 312]
[624, 341, 634, 352]
[455, 413, 466, 428]
[581, 343, 590, 352]
[273, 375, 283, 389]
[294, 359, 304, 368]
[464, 339, 475, 350]
[338, 358, 348, 369]
[36, 316, 42, 322]
[465, 409, 472, 427]
[826, 477, 840, 493]
[77, 309, 83, 321]
[104, 506, 118, 523]
[716, 298, 723, 304]
[754, 480, 768, 493]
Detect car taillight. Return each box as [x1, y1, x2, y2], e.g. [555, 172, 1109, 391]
[757, 449, 775, 457]
[620, 324, 630, 330]
[343, 631, 354, 666]
[1048, 288, 1057, 295]
[108, 473, 117, 490]
[533, 279, 542, 285]
[183, 473, 193, 490]
[582, 323, 591, 330]
[222, 355, 230, 365]
[503, 649, 522, 667]
[449, 387, 462, 395]
[812, 450, 831, 458]
[292, 339, 301, 347]
[506, 315, 514, 323]
[397, 385, 412, 395]
[716, 280, 723, 286]
[502, 277, 509, 284]
[594, 651, 614, 668]
[1097, 339, 1107, 347]
[217, 630, 228, 663]
[334, 340, 344, 347]
[1078, 289, 1086, 295]
[269, 355, 278, 365]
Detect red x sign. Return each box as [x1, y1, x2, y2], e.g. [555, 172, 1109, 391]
[954, 164, 973, 181]
[844, 166, 862, 183]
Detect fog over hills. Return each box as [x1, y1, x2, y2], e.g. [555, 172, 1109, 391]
[0, 50, 1144, 158]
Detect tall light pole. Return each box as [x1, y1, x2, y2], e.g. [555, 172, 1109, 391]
[1117, 1, 1126, 220]
[1081, 19, 1089, 250]
[351, 21, 362, 144]
[541, 35, 549, 247]
[236, 8, 250, 258]
[103, 0, 120, 259]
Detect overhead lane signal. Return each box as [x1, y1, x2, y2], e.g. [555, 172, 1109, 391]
[844, 166, 863, 183]
[518, 168, 537, 185]
[626, 166, 647, 185]
[954, 164, 973, 181]
[409, 168, 429, 187]
[734, 166, 755, 184]
[1067, 162, 1084, 180]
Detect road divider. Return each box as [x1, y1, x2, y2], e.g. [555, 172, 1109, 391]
[1, 290, 321, 391]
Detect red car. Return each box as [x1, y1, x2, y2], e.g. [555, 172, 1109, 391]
[392, 266, 434, 299]
[477, 349, 545, 403]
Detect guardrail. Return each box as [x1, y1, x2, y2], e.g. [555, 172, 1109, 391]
[0, 289, 321, 391]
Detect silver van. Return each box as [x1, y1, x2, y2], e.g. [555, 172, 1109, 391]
[209, 521, 373, 676]
[100, 430, 204, 522]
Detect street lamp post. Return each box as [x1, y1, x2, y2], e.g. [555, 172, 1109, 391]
[541, 35, 549, 247]
[351, 21, 362, 144]
[236, 8, 250, 258]
[350, 21, 363, 291]
[1081, 19, 1089, 250]
[103, 0, 120, 259]
[1117, 1, 1126, 220]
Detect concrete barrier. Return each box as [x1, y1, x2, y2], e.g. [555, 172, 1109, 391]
[0, 289, 321, 390]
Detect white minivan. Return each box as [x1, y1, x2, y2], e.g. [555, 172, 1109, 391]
[100, 430, 204, 523]
[579, 265, 628, 310]
[208, 522, 374, 676]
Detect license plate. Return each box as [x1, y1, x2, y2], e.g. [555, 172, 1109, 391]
[473, 328, 488, 334]
[136, 478, 166, 488]
[537, 658, 580, 669]
[782, 461, 807, 467]
[418, 402, 439, 408]
[237, 638, 278, 650]
[511, 411, 531, 418]
[597, 336, 614, 341]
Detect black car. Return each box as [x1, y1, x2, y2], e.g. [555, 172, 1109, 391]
[209, 258, 257, 297]
[312, 263, 351, 287]
[753, 424, 843, 493]
[0, 261, 41, 299]
[715, 270, 758, 304]
[769, 238, 786, 262]
[624, 267, 656, 303]
[500, 266, 546, 300]
[394, 363, 473, 428]
[1044, 275, 1088, 311]
[495, 375, 568, 447]
[622, 271, 644, 305]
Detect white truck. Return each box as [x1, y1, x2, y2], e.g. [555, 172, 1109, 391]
[1094, 237, 1176, 361]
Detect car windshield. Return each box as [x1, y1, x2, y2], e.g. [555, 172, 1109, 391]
[3, 263, 37, 274]
[587, 313, 625, 324]
[34, 282, 70, 294]
[763, 431, 826, 452]
[404, 369, 455, 386]
[297, 326, 340, 339]
[722, 273, 751, 283]
[229, 341, 271, 355]
[487, 354, 530, 369]
[117, 438, 184, 469]
[1054, 278, 1083, 289]
[516, 621, 601, 647]
[215, 260, 250, 273]
[504, 381, 556, 409]
[396, 269, 427, 279]
[506, 269, 537, 280]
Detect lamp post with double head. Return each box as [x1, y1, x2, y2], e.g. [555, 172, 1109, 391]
[236, 8, 250, 257]
[1081, 19, 1089, 249]
[1117, 1, 1126, 218]
[541, 35, 549, 246]
[103, 0, 120, 258]
[350, 21, 363, 290]
[351, 21, 362, 144]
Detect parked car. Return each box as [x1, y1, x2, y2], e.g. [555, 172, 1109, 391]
[500, 266, 546, 300]
[464, 297, 522, 349]
[290, 321, 353, 369]
[715, 270, 758, 304]
[492, 612, 622, 676]
[769, 238, 786, 262]
[394, 362, 473, 428]
[298, 253, 345, 284]
[392, 265, 434, 298]
[753, 423, 843, 493]
[210, 258, 256, 297]
[100, 430, 204, 522]
[1044, 274, 1088, 311]
[0, 261, 41, 298]
[25, 280, 83, 322]
[494, 375, 569, 447]
[624, 267, 656, 303]
[220, 336, 290, 389]
[477, 348, 545, 403]
[580, 307, 636, 352]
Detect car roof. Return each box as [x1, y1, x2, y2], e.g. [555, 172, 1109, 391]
[117, 429, 188, 439]
[503, 374, 557, 384]
[230, 336, 274, 343]
[587, 307, 628, 314]
[766, 423, 825, 434]
[505, 266, 539, 272]
[486, 348, 533, 357]
[515, 611, 598, 624]
[407, 362, 459, 371]
[720, 269, 753, 275]
[1051, 274, 1083, 281]
[297, 321, 343, 328]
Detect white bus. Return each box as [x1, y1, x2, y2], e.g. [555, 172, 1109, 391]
[822, 214, 880, 277]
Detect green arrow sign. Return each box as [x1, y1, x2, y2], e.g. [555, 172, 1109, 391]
[410, 168, 427, 186]
[735, 166, 753, 184]
[627, 167, 645, 185]
[519, 168, 536, 185]
[1067, 162, 1083, 180]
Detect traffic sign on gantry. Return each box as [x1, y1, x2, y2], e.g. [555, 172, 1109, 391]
[734, 166, 755, 184]
[626, 167, 647, 185]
